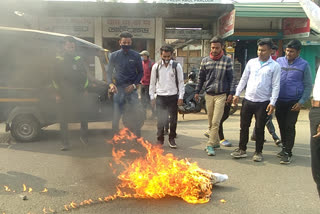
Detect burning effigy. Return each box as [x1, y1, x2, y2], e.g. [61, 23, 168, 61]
[107, 128, 228, 204]
[61, 128, 228, 212]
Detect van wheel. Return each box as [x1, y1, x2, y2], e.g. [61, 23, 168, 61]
[11, 115, 40, 142]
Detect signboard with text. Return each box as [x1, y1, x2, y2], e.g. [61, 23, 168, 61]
[283, 18, 310, 39]
[165, 29, 212, 40]
[103, 18, 155, 39]
[218, 9, 235, 38]
[38, 17, 94, 38]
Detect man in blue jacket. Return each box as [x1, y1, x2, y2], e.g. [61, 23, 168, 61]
[276, 39, 312, 164]
[107, 31, 143, 137]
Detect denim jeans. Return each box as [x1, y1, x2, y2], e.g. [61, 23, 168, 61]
[112, 87, 140, 136]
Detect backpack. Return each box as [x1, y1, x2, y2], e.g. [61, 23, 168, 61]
[156, 60, 179, 92]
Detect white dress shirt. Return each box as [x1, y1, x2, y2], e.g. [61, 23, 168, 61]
[313, 66, 320, 101]
[149, 59, 185, 100]
[235, 57, 281, 106]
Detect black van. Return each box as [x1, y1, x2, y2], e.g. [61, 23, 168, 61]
[0, 27, 112, 142]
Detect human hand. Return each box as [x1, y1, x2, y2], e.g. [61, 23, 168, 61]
[266, 104, 275, 115]
[226, 95, 233, 104]
[313, 124, 320, 138]
[233, 96, 239, 105]
[194, 94, 199, 102]
[177, 99, 183, 106]
[125, 84, 135, 93]
[109, 83, 118, 94]
[291, 103, 301, 111]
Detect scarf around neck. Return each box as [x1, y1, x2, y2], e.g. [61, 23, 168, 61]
[210, 50, 224, 61]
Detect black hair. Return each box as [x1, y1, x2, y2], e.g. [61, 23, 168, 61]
[287, 39, 302, 51]
[160, 45, 174, 53]
[119, 31, 133, 39]
[257, 38, 273, 49]
[210, 36, 224, 46]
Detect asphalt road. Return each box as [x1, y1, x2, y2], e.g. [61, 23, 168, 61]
[0, 109, 319, 214]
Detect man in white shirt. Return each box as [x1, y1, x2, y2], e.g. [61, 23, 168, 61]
[149, 45, 185, 148]
[231, 38, 281, 162]
[310, 65, 320, 197]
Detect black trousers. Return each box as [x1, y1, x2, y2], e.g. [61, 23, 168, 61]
[58, 98, 88, 146]
[309, 107, 320, 197]
[275, 100, 300, 155]
[156, 95, 178, 141]
[219, 102, 231, 140]
[239, 99, 269, 153]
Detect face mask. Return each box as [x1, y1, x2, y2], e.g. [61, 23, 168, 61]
[121, 45, 131, 51]
[141, 57, 144, 61]
[163, 59, 170, 64]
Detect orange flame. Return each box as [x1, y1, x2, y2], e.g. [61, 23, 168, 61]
[4, 186, 11, 192]
[41, 188, 48, 193]
[28, 187, 33, 193]
[108, 128, 213, 204]
[23, 184, 27, 192]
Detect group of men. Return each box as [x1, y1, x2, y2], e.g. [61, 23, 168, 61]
[53, 31, 320, 196]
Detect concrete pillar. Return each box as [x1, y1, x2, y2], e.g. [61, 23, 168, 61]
[202, 40, 211, 57]
[94, 17, 103, 80]
[155, 17, 164, 61]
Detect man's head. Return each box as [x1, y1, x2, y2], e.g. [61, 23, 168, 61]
[257, 38, 273, 61]
[285, 39, 301, 62]
[140, 50, 150, 61]
[119, 31, 133, 51]
[160, 45, 174, 65]
[210, 36, 224, 56]
[63, 36, 76, 54]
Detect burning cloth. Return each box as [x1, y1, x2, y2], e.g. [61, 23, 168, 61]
[109, 128, 228, 204]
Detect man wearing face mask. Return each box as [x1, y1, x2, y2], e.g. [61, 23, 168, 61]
[107, 31, 143, 137]
[149, 45, 185, 148]
[194, 36, 235, 156]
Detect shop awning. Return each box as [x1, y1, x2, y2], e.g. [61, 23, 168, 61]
[234, 2, 306, 18]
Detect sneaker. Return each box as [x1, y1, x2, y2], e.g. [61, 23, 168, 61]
[206, 146, 215, 156]
[204, 131, 209, 138]
[230, 148, 247, 158]
[280, 153, 292, 164]
[168, 138, 177, 149]
[80, 136, 88, 145]
[274, 139, 282, 147]
[252, 152, 263, 162]
[220, 139, 232, 147]
[277, 149, 285, 158]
